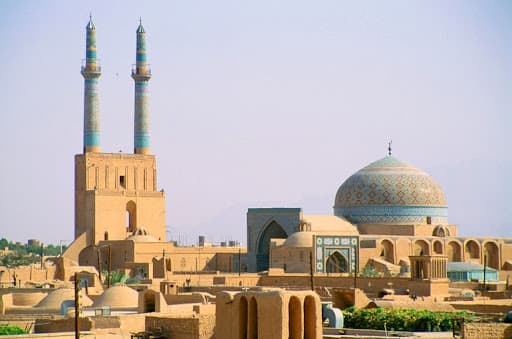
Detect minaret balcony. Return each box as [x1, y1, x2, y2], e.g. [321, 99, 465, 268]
[131, 64, 152, 79]
[81, 59, 102, 77]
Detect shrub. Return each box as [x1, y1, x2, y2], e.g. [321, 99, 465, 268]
[342, 307, 472, 332]
[0, 325, 27, 335]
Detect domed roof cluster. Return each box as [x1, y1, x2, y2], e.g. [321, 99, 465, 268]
[334, 156, 448, 224]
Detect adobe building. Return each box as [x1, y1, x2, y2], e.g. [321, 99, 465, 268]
[247, 144, 512, 282]
[216, 289, 322, 339]
[62, 17, 244, 280]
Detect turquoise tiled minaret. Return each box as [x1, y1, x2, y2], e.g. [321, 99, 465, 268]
[132, 19, 152, 155]
[81, 15, 101, 153]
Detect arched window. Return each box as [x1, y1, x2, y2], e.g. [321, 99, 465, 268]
[433, 240, 443, 254]
[483, 242, 499, 269]
[433, 225, 450, 237]
[414, 240, 429, 256]
[465, 240, 480, 260]
[104, 231, 108, 241]
[379, 240, 394, 263]
[126, 201, 137, 233]
[447, 241, 462, 262]
[325, 251, 348, 273]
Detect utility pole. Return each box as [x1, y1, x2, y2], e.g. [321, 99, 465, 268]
[309, 252, 314, 291]
[40, 243, 44, 269]
[483, 254, 487, 295]
[238, 247, 242, 276]
[163, 249, 168, 280]
[74, 272, 80, 339]
[107, 245, 112, 288]
[59, 240, 67, 256]
[97, 248, 102, 284]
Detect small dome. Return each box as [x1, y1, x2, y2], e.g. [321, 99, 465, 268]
[35, 288, 92, 311]
[283, 232, 314, 248]
[127, 227, 158, 242]
[92, 285, 139, 309]
[334, 156, 448, 224]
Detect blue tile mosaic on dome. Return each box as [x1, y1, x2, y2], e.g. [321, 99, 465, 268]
[333, 156, 448, 224]
[334, 205, 448, 224]
[335, 156, 447, 207]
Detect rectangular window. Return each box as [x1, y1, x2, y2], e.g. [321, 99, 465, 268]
[120, 175, 126, 189]
[360, 240, 377, 248]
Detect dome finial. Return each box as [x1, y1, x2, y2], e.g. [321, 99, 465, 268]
[387, 140, 392, 156]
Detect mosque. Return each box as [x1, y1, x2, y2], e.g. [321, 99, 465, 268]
[246, 145, 512, 278]
[64, 17, 512, 288]
[4, 17, 512, 339]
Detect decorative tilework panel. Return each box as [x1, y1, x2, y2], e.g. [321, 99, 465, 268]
[315, 235, 358, 273]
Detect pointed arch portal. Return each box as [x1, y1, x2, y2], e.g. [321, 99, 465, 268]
[326, 251, 348, 273]
[256, 221, 287, 272]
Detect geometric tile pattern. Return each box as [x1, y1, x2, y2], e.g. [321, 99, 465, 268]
[334, 156, 448, 224]
[315, 236, 358, 273]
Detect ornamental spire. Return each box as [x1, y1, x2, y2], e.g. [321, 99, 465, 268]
[387, 140, 392, 156]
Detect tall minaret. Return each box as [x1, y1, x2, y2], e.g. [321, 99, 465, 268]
[132, 19, 152, 155]
[81, 15, 101, 153]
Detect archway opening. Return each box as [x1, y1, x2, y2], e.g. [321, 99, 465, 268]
[248, 297, 258, 339]
[326, 251, 348, 273]
[143, 292, 155, 312]
[304, 295, 317, 339]
[289, 296, 302, 339]
[483, 242, 499, 269]
[239, 296, 248, 339]
[414, 240, 429, 256]
[465, 240, 480, 260]
[433, 240, 443, 254]
[256, 221, 287, 272]
[379, 240, 394, 264]
[447, 241, 462, 262]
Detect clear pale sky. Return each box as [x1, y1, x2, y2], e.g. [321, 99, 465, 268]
[0, 1, 510, 245]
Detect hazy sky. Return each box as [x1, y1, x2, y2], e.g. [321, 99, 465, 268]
[0, 1, 510, 245]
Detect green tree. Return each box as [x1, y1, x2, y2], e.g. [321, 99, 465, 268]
[103, 271, 139, 286]
[0, 238, 8, 249]
[360, 264, 381, 278]
[0, 325, 28, 335]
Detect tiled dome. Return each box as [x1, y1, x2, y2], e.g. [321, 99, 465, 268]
[334, 156, 447, 224]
